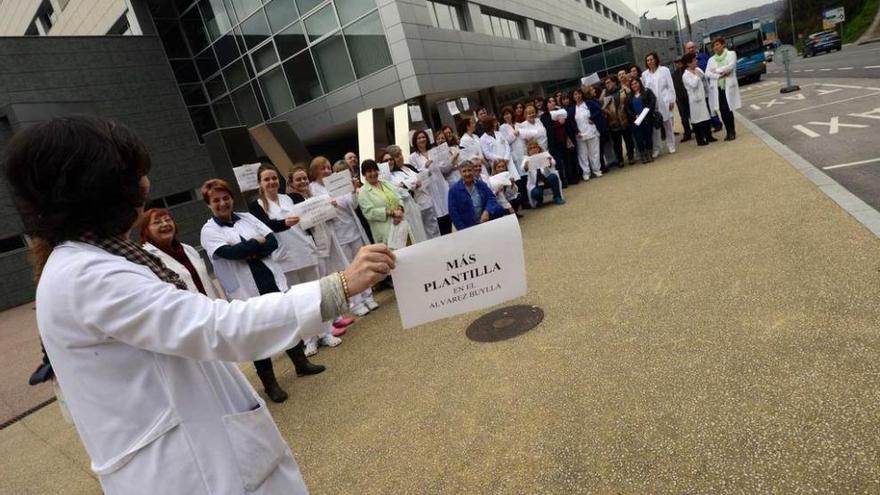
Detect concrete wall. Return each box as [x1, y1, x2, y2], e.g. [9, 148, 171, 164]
[0, 35, 215, 310]
[0, 0, 129, 36]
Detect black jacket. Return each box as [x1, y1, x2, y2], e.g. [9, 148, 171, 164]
[626, 88, 658, 127]
[539, 110, 577, 148]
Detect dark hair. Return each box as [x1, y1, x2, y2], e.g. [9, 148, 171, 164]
[570, 88, 584, 102]
[201, 178, 234, 203]
[456, 118, 472, 137]
[360, 159, 379, 174]
[534, 96, 545, 104]
[139, 208, 175, 247]
[713, 36, 726, 46]
[411, 129, 432, 151]
[629, 65, 642, 78]
[483, 116, 498, 132]
[681, 52, 697, 66]
[604, 74, 619, 84]
[501, 106, 514, 120]
[630, 78, 643, 91]
[645, 52, 660, 67]
[4, 115, 152, 250]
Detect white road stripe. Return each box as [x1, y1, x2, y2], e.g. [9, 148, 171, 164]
[793, 70, 801, 73]
[820, 68, 832, 71]
[750, 104, 761, 110]
[823, 158, 880, 170]
[751, 92, 880, 122]
[866, 65, 880, 69]
[838, 67, 853, 70]
[804, 69, 815, 72]
[818, 83, 866, 89]
[792, 125, 820, 138]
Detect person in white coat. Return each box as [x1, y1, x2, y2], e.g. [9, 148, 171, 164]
[457, 117, 489, 180]
[480, 116, 520, 182]
[433, 129, 464, 187]
[387, 144, 441, 240]
[681, 52, 713, 146]
[378, 149, 429, 242]
[571, 88, 602, 181]
[641, 52, 677, 157]
[705, 36, 741, 141]
[409, 130, 452, 235]
[514, 104, 548, 205]
[499, 107, 524, 177]
[4, 115, 394, 495]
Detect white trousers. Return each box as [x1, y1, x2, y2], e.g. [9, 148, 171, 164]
[339, 238, 375, 309]
[576, 137, 601, 176]
[652, 117, 676, 154]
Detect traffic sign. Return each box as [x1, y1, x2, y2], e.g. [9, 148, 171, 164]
[823, 7, 845, 24]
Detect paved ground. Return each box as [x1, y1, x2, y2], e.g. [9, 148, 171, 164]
[0, 303, 54, 426]
[766, 43, 880, 80]
[2, 118, 879, 494]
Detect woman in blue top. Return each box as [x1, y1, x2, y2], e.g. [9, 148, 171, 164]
[447, 163, 507, 231]
[627, 78, 658, 164]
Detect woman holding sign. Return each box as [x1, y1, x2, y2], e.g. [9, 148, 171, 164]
[309, 157, 379, 316]
[641, 52, 677, 156]
[627, 78, 658, 164]
[409, 130, 452, 236]
[387, 144, 440, 240]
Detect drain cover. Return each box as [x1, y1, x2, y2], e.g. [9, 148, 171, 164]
[465, 305, 544, 342]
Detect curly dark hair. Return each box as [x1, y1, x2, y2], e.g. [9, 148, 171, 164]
[4, 115, 152, 247]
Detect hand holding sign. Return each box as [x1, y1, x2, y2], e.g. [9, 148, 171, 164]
[343, 244, 396, 295]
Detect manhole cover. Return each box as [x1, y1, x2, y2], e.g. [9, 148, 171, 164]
[465, 305, 544, 343]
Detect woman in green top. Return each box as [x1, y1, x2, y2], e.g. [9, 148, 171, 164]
[357, 160, 406, 244]
[705, 36, 742, 141]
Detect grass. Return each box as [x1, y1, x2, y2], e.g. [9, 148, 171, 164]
[842, 0, 879, 43]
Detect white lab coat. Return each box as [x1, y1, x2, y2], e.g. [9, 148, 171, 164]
[37, 241, 324, 494]
[409, 150, 451, 217]
[458, 132, 484, 162]
[143, 242, 224, 300]
[642, 66, 676, 122]
[498, 123, 523, 175]
[682, 68, 712, 124]
[479, 131, 519, 180]
[514, 119, 548, 156]
[200, 213, 288, 300]
[705, 50, 742, 111]
[256, 195, 320, 273]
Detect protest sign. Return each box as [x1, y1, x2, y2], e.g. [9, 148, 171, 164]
[291, 195, 337, 229]
[378, 161, 392, 180]
[386, 220, 409, 250]
[392, 215, 527, 329]
[581, 73, 600, 87]
[408, 105, 423, 122]
[325, 169, 354, 198]
[524, 152, 552, 172]
[489, 171, 511, 191]
[550, 109, 568, 122]
[232, 163, 261, 192]
[459, 97, 470, 111]
[634, 107, 650, 127]
[428, 142, 450, 171]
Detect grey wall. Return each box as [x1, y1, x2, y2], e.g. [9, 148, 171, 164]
[0, 35, 215, 310]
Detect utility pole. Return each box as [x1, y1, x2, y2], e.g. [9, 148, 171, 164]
[788, 0, 797, 45]
[680, 0, 693, 40]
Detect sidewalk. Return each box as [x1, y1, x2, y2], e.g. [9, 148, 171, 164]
[2, 120, 879, 494]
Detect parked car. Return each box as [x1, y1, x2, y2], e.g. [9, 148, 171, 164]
[803, 30, 842, 57]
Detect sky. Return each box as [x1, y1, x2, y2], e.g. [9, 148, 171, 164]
[620, 0, 779, 23]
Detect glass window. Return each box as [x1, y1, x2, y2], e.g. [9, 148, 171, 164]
[213, 95, 239, 126]
[265, 0, 299, 33]
[283, 50, 323, 104]
[251, 41, 279, 72]
[229, 0, 261, 19]
[241, 9, 271, 49]
[195, 47, 220, 77]
[180, 83, 208, 105]
[205, 73, 228, 99]
[223, 58, 250, 89]
[276, 20, 307, 59]
[312, 34, 354, 92]
[199, 0, 232, 40]
[304, 4, 339, 43]
[171, 59, 200, 83]
[231, 85, 265, 126]
[535, 25, 549, 43]
[258, 67, 294, 116]
[295, 0, 323, 16]
[343, 12, 391, 78]
[156, 20, 190, 58]
[335, 0, 375, 25]
[214, 33, 240, 66]
[427, 1, 462, 31]
[181, 6, 210, 53]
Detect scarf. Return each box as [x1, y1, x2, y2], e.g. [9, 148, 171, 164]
[713, 49, 729, 89]
[79, 233, 188, 290]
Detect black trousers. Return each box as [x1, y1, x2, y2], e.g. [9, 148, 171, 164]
[718, 88, 736, 136]
[564, 146, 580, 185]
[599, 130, 611, 169]
[693, 120, 712, 145]
[677, 100, 692, 138]
[516, 176, 530, 208]
[548, 142, 567, 186]
[254, 344, 305, 374]
[608, 129, 632, 166]
[437, 214, 452, 235]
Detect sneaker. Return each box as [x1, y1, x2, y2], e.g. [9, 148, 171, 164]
[365, 299, 379, 311]
[668, 147, 676, 154]
[351, 303, 370, 317]
[320, 335, 342, 347]
[593, 171, 602, 178]
[333, 317, 354, 328]
[582, 174, 590, 182]
[553, 197, 566, 205]
[305, 341, 318, 357]
[652, 150, 660, 159]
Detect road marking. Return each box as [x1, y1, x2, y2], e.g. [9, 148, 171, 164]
[793, 125, 820, 138]
[849, 108, 880, 119]
[807, 117, 868, 134]
[823, 157, 880, 170]
[816, 88, 842, 95]
[750, 104, 761, 110]
[804, 69, 815, 72]
[751, 92, 880, 122]
[819, 83, 866, 89]
[793, 70, 802, 73]
[866, 65, 880, 69]
[838, 67, 853, 70]
[783, 94, 805, 101]
[820, 68, 833, 71]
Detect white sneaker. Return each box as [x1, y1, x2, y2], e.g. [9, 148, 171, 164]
[594, 171, 603, 177]
[320, 335, 342, 347]
[668, 147, 676, 154]
[365, 299, 379, 311]
[351, 303, 369, 316]
[652, 150, 660, 159]
[582, 174, 590, 182]
[305, 341, 318, 357]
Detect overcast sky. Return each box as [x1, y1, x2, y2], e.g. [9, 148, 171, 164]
[621, 0, 778, 23]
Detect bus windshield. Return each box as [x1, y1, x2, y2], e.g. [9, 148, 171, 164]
[731, 30, 763, 56]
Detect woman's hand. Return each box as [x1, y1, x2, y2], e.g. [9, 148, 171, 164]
[479, 211, 490, 224]
[284, 216, 300, 226]
[330, 199, 338, 207]
[343, 244, 396, 294]
[425, 159, 433, 168]
[253, 235, 266, 244]
[668, 102, 675, 112]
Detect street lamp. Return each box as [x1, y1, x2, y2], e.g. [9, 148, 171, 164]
[665, 0, 684, 53]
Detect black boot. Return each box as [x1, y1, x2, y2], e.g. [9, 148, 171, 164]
[256, 369, 288, 403]
[724, 132, 736, 141]
[288, 343, 326, 376]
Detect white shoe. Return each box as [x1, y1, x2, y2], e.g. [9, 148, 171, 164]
[668, 147, 676, 154]
[582, 174, 590, 182]
[351, 303, 369, 316]
[652, 150, 660, 159]
[594, 171, 602, 177]
[305, 341, 318, 357]
[320, 335, 342, 347]
[365, 299, 379, 311]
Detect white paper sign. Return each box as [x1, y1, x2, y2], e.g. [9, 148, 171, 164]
[392, 215, 527, 329]
[458, 145, 480, 163]
[524, 152, 552, 172]
[489, 171, 511, 192]
[634, 107, 650, 127]
[291, 194, 337, 230]
[408, 105, 423, 122]
[550, 108, 568, 122]
[378, 161, 392, 180]
[428, 143, 450, 171]
[581, 73, 600, 87]
[447, 101, 460, 116]
[459, 97, 470, 111]
[325, 169, 354, 198]
[386, 219, 409, 250]
[232, 163, 261, 192]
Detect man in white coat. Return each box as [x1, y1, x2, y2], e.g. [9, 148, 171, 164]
[705, 36, 742, 141]
[4, 115, 395, 495]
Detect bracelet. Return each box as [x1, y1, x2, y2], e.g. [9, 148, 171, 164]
[338, 271, 351, 302]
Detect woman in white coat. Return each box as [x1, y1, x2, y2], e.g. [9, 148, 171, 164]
[409, 130, 452, 235]
[480, 115, 520, 181]
[378, 149, 429, 242]
[681, 52, 713, 146]
[499, 107, 524, 177]
[4, 115, 393, 495]
[641, 52, 677, 156]
[515, 104, 548, 205]
[705, 36, 741, 141]
[433, 130, 464, 187]
[457, 117, 489, 180]
[571, 88, 602, 181]
[387, 144, 441, 240]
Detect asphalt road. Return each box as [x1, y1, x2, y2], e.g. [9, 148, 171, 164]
[738, 44, 880, 212]
[765, 42, 880, 80]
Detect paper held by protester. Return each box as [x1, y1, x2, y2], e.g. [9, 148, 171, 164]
[428, 143, 450, 170]
[581, 73, 600, 87]
[634, 107, 650, 127]
[524, 152, 552, 173]
[325, 169, 354, 198]
[416, 168, 431, 184]
[458, 145, 480, 163]
[232, 163, 261, 192]
[291, 194, 337, 229]
[392, 215, 527, 329]
[489, 171, 511, 191]
[550, 109, 568, 122]
[377, 161, 392, 180]
[386, 219, 409, 250]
